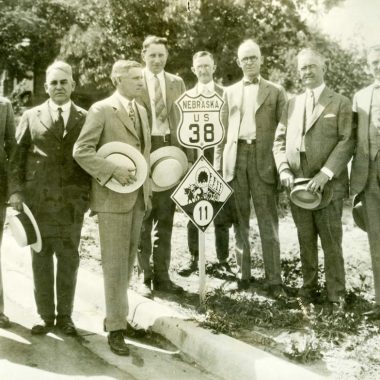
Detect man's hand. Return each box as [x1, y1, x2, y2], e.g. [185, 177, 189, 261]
[112, 166, 137, 187]
[9, 192, 24, 212]
[306, 171, 329, 193]
[144, 196, 153, 220]
[279, 169, 295, 189]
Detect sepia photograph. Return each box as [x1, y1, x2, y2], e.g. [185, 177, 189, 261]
[0, 0, 380, 379]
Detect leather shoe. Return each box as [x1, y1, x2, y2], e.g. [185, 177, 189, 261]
[178, 258, 198, 277]
[123, 322, 147, 339]
[214, 262, 235, 279]
[237, 279, 250, 290]
[363, 305, 380, 320]
[137, 279, 153, 299]
[0, 313, 11, 328]
[297, 287, 319, 303]
[56, 315, 77, 336]
[153, 280, 184, 294]
[31, 317, 55, 335]
[268, 285, 288, 300]
[108, 330, 130, 356]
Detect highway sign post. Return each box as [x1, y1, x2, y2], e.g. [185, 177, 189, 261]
[175, 90, 230, 303]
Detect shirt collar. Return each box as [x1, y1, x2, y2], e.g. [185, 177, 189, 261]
[307, 83, 325, 101]
[145, 68, 165, 81]
[198, 81, 214, 93]
[243, 75, 260, 85]
[116, 91, 135, 110]
[49, 99, 71, 112]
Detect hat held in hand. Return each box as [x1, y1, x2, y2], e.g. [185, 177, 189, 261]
[150, 146, 188, 192]
[290, 178, 333, 210]
[8, 203, 42, 252]
[96, 142, 148, 194]
[352, 194, 366, 231]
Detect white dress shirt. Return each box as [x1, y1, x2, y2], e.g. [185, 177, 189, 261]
[196, 81, 215, 96]
[49, 99, 71, 130]
[238, 76, 260, 140]
[115, 91, 136, 116]
[144, 68, 170, 136]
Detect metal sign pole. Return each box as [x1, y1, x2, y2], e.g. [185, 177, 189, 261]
[197, 148, 206, 305]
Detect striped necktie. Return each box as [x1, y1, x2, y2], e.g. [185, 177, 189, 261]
[154, 75, 167, 124]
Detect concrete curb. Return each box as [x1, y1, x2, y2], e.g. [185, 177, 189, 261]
[3, 233, 326, 380]
[128, 292, 326, 380]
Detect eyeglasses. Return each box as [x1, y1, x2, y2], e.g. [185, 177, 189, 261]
[48, 80, 69, 86]
[241, 56, 259, 64]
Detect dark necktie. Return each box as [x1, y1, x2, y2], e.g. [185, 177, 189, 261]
[56, 107, 64, 137]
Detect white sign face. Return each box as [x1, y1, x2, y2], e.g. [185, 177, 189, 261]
[171, 155, 233, 232]
[176, 92, 224, 150]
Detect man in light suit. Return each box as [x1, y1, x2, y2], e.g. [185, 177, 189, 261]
[179, 51, 235, 277]
[214, 39, 287, 297]
[351, 45, 380, 320]
[273, 48, 354, 312]
[9, 61, 90, 335]
[74, 60, 151, 356]
[0, 97, 16, 328]
[137, 35, 189, 296]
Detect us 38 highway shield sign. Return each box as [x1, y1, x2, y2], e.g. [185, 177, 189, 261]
[176, 92, 224, 150]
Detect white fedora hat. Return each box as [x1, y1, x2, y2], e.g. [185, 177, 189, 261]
[150, 146, 188, 192]
[96, 142, 148, 193]
[8, 203, 42, 252]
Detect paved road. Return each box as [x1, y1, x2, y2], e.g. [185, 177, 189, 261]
[0, 227, 219, 380]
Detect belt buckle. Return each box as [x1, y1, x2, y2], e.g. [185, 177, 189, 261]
[163, 134, 168, 143]
[247, 139, 253, 144]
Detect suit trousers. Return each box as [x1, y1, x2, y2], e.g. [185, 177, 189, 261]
[0, 206, 5, 314]
[139, 188, 176, 282]
[99, 192, 145, 332]
[290, 199, 345, 302]
[290, 153, 345, 302]
[232, 142, 282, 283]
[362, 155, 380, 305]
[139, 137, 176, 282]
[32, 219, 83, 319]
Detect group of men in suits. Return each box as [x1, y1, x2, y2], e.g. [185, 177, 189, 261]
[1, 37, 380, 358]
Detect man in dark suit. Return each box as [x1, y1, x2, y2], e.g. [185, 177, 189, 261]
[351, 45, 380, 320]
[0, 97, 16, 328]
[214, 39, 287, 297]
[9, 61, 90, 335]
[74, 60, 151, 356]
[178, 51, 235, 277]
[136, 35, 189, 296]
[273, 48, 354, 312]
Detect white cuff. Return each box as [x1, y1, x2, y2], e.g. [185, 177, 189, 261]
[321, 167, 334, 180]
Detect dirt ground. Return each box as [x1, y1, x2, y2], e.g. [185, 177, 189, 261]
[79, 198, 380, 380]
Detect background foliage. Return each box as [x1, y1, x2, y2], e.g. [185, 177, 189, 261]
[0, 0, 372, 108]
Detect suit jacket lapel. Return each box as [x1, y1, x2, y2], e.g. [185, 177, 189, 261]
[293, 93, 306, 141]
[255, 79, 270, 113]
[64, 104, 81, 137]
[38, 101, 63, 141]
[140, 74, 152, 114]
[305, 87, 333, 133]
[165, 72, 175, 115]
[110, 94, 139, 139]
[363, 85, 373, 127]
